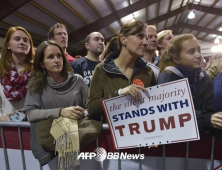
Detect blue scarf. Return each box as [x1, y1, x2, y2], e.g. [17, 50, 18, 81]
[177, 65, 201, 94]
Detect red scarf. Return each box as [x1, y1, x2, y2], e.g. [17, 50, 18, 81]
[1, 64, 31, 102]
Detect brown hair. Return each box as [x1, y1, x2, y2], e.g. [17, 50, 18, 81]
[105, 37, 120, 58]
[159, 33, 195, 74]
[28, 40, 73, 93]
[48, 23, 67, 40]
[0, 26, 34, 78]
[117, 21, 147, 50]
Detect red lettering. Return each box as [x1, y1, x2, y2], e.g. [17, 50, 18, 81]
[143, 120, 155, 132]
[128, 123, 140, 135]
[159, 116, 175, 130]
[179, 113, 191, 127]
[115, 125, 125, 136]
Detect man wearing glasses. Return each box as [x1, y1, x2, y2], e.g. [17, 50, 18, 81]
[48, 23, 75, 63]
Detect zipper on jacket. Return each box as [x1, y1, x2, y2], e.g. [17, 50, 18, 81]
[39, 153, 51, 161]
[103, 67, 140, 85]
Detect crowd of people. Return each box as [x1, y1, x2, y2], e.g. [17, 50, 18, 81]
[1, 21, 222, 168]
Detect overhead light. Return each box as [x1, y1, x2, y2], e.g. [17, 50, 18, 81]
[211, 46, 219, 52]
[131, 14, 136, 22]
[214, 38, 220, 44]
[219, 27, 222, 31]
[211, 45, 222, 52]
[188, 11, 195, 19]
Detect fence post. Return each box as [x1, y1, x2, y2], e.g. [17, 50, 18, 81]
[96, 138, 100, 170]
[18, 127, 26, 170]
[210, 136, 215, 170]
[1, 127, 10, 170]
[185, 142, 189, 170]
[118, 149, 121, 170]
[162, 145, 165, 170]
[138, 147, 142, 170]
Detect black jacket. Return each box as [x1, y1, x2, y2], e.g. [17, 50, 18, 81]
[157, 68, 222, 138]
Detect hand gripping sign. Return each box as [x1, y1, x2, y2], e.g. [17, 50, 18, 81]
[102, 79, 200, 149]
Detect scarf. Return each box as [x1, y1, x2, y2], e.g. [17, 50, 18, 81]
[1, 63, 30, 102]
[177, 65, 201, 94]
[50, 116, 79, 170]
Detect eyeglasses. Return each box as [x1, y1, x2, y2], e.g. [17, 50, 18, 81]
[55, 32, 68, 37]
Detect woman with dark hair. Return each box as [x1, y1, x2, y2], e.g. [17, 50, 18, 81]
[157, 33, 222, 137]
[88, 21, 156, 120]
[106, 37, 120, 57]
[24, 41, 89, 167]
[0, 26, 34, 121]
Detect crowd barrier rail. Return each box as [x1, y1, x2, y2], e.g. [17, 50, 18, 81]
[0, 121, 219, 170]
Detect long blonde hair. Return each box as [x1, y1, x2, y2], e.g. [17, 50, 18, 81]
[159, 34, 195, 74]
[0, 26, 34, 78]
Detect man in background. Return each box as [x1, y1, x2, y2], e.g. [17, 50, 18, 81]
[143, 25, 159, 80]
[48, 23, 75, 63]
[71, 32, 105, 87]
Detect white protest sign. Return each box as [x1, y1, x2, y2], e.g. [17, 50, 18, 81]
[102, 78, 199, 149]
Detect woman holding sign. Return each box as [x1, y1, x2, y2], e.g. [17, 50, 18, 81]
[157, 33, 222, 137]
[88, 21, 156, 121]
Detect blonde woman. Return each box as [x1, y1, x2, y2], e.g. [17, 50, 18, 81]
[157, 33, 222, 138]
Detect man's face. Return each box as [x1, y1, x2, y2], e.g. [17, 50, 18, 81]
[86, 32, 105, 56]
[147, 28, 157, 51]
[52, 27, 68, 50]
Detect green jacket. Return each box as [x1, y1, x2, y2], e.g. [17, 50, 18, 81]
[87, 52, 156, 120]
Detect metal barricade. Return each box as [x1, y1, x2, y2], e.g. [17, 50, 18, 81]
[0, 121, 217, 170]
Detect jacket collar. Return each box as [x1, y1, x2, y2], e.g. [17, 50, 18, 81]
[164, 66, 204, 79]
[103, 51, 149, 74]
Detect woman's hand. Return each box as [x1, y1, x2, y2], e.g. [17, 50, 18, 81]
[0, 112, 14, 121]
[60, 106, 85, 120]
[120, 84, 148, 101]
[211, 112, 222, 130]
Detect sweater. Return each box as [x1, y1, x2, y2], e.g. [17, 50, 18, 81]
[87, 52, 156, 120]
[25, 73, 88, 123]
[24, 73, 88, 166]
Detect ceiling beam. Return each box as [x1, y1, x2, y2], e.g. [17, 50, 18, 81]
[68, 2, 222, 46]
[190, 3, 222, 16]
[147, 4, 189, 25]
[0, 0, 31, 20]
[77, 22, 221, 54]
[68, 0, 160, 46]
[166, 23, 222, 37]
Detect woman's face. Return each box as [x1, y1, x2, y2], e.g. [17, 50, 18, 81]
[177, 38, 203, 69]
[40, 45, 63, 76]
[158, 33, 174, 51]
[7, 30, 31, 57]
[123, 27, 148, 58]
